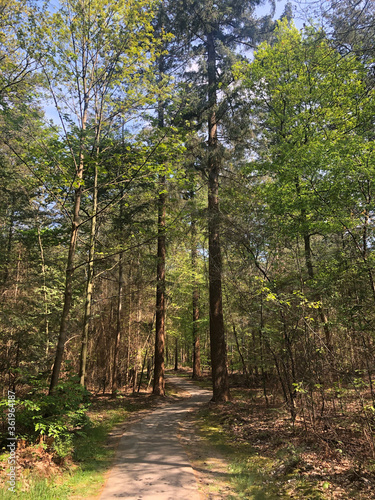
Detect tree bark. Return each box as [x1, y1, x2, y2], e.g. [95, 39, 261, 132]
[153, 50, 166, 396]
[125, 265, 132, 386]
[153, 171, 166, 396]
[174, 337, 178, 371]
[206, 31, 230, 402]
[2, 202, 14, 288]
[79, 165, 98, 387]
[232, 323, 249, 382]
[304, 232, 333, 354]
[191, 217, 201, 379]
[49, 183, 83, 394]
[112, 252, 124, 395]
[296, 177, 333, 355]
[49, 48, 89, 394]
[37, 225, 49, 356]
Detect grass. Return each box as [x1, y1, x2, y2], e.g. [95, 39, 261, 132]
[3, 371, 373, 499]
[170, 368, 212, 390]
[196, 405, 290, 499]
[0, 391, 156, 499]
[184, 378, 375, 500]
[176, 373, 339, 500]
[194, 402, 333, 500]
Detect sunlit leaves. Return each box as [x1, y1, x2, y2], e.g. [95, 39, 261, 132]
[235, 19, 375, 239]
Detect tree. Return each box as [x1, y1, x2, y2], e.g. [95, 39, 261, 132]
[232, 19, 375, 407]
[305, 0, 375, 59]
[149, 1, 191, 396]
[25, 0, 161, 393]
[173, 0, 276, 400]
[237, 19, 375, 293]
[153, 50, 167, 397]
[191, 213, 201, 378]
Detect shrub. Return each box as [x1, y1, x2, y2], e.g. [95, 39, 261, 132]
[1, 377, 91, 459]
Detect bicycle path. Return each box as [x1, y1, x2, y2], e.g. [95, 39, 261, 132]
[99, 375, 212, 500]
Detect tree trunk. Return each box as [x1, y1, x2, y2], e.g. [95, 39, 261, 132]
[49, 73, 88, 394]
[79, 165, 98, 386]
[232, 323, 249, 383]
[37, 225, 49, 356]
[125, 265, 132, 386]
[362, 205, 375, 302]
[174, 337, 178, 371]
[296, 177, 332, 355]
[191, 217, 201, 379]
[153, 54, 166, 396]
[49, 184, 83, 394]
[2, 203, 14, 288]
[206, 31, 230, 402]
[304, 232, 333, 353]
[112, 252, 124, 395]
[153, 171, 166, 396]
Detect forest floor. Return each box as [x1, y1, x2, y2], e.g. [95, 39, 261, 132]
[0, 388, 161, 499]
[175, 369, 375, 499]
[99, 374, 212, 499]
[99, 371, 375, 499]
[1, 371, 375, 499]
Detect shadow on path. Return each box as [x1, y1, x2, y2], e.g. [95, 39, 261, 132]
[99, 376, 212, 500]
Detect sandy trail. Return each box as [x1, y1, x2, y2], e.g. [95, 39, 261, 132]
[99, 375, 212, 500]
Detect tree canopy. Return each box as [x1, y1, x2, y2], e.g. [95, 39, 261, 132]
[1, 2, 375, 493]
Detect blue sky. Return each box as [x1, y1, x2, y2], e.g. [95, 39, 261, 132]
[257, 0, 307, 29]
[43, 0, 310, 126]
[257, 0, 288, 18]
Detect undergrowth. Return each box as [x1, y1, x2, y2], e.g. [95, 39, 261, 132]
[193, 387, 375, 499]
[0, 383, 155, 499]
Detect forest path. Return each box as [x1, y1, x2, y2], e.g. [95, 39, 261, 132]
[99, 375, 212, 500]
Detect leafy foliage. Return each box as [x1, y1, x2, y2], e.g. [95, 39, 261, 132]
[1, 377, 91, 459]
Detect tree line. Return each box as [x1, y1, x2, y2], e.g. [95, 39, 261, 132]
[1, 0, 375, 429]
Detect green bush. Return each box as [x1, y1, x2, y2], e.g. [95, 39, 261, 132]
[2, 377, 91, 459]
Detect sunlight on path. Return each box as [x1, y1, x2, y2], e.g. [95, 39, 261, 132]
[99, 376, 212, 500]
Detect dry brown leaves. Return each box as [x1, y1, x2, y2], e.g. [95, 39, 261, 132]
[211, 387, 375, 499]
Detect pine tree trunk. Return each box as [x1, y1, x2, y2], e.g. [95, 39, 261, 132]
[153, 56, 166, 396]
[125, 265, 132, 386]
[206, 31, 230, 402]
[153, 172, 166, 396]
[191, 217, 201, 379]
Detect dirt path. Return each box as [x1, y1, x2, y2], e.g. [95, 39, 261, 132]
[99, 376, 212, 500]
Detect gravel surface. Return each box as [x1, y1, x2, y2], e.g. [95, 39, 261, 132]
[99, 376, 212, 500]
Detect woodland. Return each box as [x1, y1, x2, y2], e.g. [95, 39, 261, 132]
[1, 0, 375, 497]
